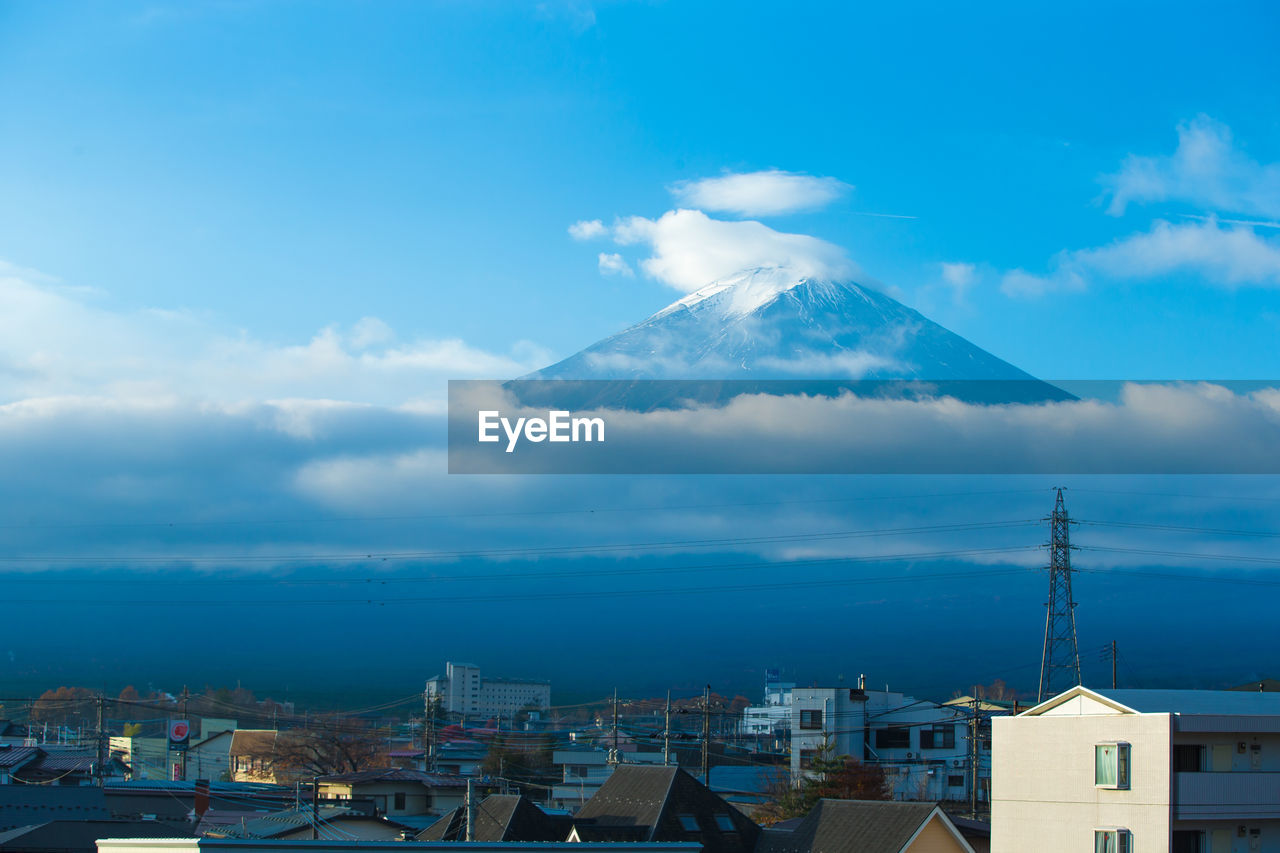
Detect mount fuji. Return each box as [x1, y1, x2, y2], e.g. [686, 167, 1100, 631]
[523, 267, 1069, 404]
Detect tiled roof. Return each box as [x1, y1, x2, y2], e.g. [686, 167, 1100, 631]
[417, 794, 570, 842]
[0, 746, 40, 768]
[574, 765, 760, 853]
[758, 799, 945, 853]
[221, 806, 355, 839]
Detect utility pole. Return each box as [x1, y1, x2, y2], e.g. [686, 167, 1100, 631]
[311, 777, 319, 840]
[464, 778, 475, 842]
[968, 698, 979, 817]
[95, 693, 106, 787]
[1038, 487, 1082, 702]
[180, 686, 189, 781]
[663, 691, 671, 766]
[701, 685, 710, 787]
[610, 688, 619, 764]
[424, 689, 437, 773]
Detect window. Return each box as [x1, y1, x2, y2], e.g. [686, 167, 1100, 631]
[947, 775, 964, 788]
[798, 749, 820, 769]
[1173, 744, 1204, 772]
[875, 727, 910, 749]
[1094, 829, 1131, 853]
[714, 814, 736, 832]
[1095, 743, 1130, 789]
[677, 814, 700, 832]
[393, 792, 406, 811]
[799, 709, 823, 730]
[920, 724, 955, 750]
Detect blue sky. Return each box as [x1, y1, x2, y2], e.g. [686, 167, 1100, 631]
[2, 0, 1279, 382]
[2, 1, 1280, 698]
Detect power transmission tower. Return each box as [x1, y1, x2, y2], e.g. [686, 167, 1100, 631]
[1037, 487, 1081, 702]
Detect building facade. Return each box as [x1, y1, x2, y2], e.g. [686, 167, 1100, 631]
[425, 662, 550, 721]
[992, 686, 1280, 853]
[789, 685, 995, 805]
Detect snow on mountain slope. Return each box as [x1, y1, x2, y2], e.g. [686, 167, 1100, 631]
[529, 267, 1058, 388]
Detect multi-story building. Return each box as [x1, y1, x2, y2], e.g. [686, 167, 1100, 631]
[789, 683, 996, 805]
[548, 747, 668, 812]
[741, 670, 796, 745]
[425, 662, 550, 721]
[992, 685, 1280, 853]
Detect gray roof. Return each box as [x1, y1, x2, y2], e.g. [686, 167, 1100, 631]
[574, 765, 760, 853]
[0, 746, 40, 769]
[417, 794, 570, 842]
[221, 806, 356, 839]
[0, 786, 110, 832]
[1093, 689, 1280, 715]
[0, 819, 190, 852]
[759, 799, 953, 853]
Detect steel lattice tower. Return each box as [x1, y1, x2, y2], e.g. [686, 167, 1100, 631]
[1037, 487, 1081, 702]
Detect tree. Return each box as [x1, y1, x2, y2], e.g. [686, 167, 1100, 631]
[248, 716, 385, 784]
[757, 738, 892, 825]
[119, 686, 140, 702]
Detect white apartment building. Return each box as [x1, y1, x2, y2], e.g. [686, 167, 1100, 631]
[789, 684, 994, 804]
[992, 685, 1280, 853]
[424, 661, 550, 720]
[742, 670, 796, 739]
[548, 747, 668, 811]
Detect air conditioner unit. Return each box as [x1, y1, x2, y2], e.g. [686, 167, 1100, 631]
[906, 752, 914, 759]
[953, 760, 962, 767]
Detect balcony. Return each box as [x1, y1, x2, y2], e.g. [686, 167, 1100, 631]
[1174, 771, 1280, 820]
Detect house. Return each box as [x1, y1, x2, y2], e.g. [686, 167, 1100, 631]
[569, 765, 761, 853]
[6, 749, 128, 786]
[757, 799, 975, 853]
[417, 793, 571, 841]
[991, 685, 1280, 853]
[228, 731, 278, 784]
[0, 786, 110, 832]
[109, 737, 172, 781]
[316, 769, 469, 817]
[182, 731, 234, 782]
[0, 819, 190, 853]
[0, 745, 42, 784]
[789, 685, 999, 805]
[550, 748, 669, 812]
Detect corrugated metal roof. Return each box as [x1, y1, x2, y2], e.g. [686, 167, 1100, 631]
[0, 746, 40, 768]
[1095, 689, 1280, 715]
[316, 768, 468, 787]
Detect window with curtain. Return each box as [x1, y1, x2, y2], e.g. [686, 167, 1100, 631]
[1094, 828, 1131, 853]
[1095, 742, 1130, 788]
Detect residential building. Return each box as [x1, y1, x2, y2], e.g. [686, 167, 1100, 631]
[109, 737, 172, 781]
[229, 731, 278, 784]
[418, 794, 572, 841]
[316, 768, 469, 818]
[549, 748, 668, 812]
[569, 765, 761, 853]
[182, 731, 234, 782]
[757, 799, 975, 853]
[214, 806, 414, 841]
[425, 662, 550, 721]
[991, 685, 1280, 853]
[789, 686, 997, 805]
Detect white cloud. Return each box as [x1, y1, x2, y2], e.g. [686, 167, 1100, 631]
[612, 209, 856, 292]
[597, 252, 634, 277]
[568, 219, 607, 240]
[1105, 115, 1280, 218]
[0, 260, 551, 405]
[939, 262, 976, 301]
[669, 169, 851, 217]
[1001, 218, 1280, 296]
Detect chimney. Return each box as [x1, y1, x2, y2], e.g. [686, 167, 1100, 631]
[194, 779, 210, 819]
